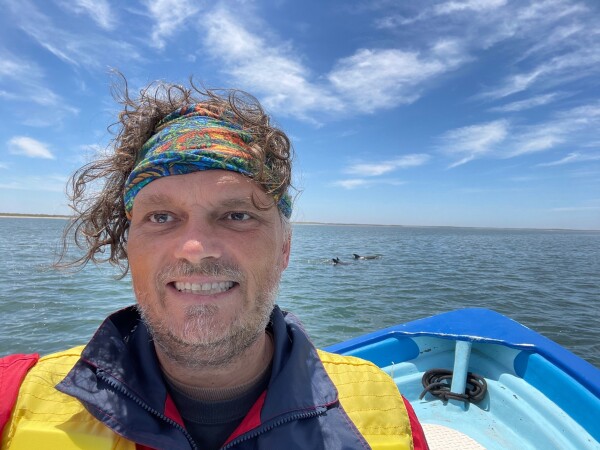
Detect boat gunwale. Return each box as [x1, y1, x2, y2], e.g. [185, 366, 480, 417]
[325, 307, 600, 400]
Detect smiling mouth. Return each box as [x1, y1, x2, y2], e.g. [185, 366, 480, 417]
[173, 281, 236, 295]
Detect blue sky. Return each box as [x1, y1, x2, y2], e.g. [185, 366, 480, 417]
[1, 0, 599, 230]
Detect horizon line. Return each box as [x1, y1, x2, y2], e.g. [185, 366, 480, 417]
[1, 213, 598, 233]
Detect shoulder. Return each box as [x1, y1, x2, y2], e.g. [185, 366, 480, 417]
[316, 349, 399, 388]
[315, 350, 404, 406]
[30, 346, 85, 379]
[316, 350, 417, 449]
[14, 346, 86, 408]
[1, 353, 41, 437]
[0, 346, 105, 449]
[316, 349, 381, 368]
[1, 343, 138, 449]
[3, 346, 86, 422]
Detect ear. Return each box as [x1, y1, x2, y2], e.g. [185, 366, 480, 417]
[280, 232, 291, 271]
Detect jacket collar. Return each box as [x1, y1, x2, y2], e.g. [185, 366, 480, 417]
[57, 305, 338, 443]
[264, 308, 338, 418]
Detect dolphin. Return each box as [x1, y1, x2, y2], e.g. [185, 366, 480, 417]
[353, 254, 381, 260]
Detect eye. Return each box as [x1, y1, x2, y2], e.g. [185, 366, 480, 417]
[149, 213, 174, 224]
[227, 212, 252, 221]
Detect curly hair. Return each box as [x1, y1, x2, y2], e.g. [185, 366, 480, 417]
[57, 73, 293, 276]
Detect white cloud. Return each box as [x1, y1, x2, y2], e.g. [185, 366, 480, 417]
[489, 93, 559, 112]
[201, 8, 342, 119]
[508, 103, 600, 157]
[8, 137, 55, 159]
[440, 120, 509, 167]
[189, 1, 593, 121]
[0, 57, 34, 78]
[143, 0, 201, 49]
[0, 162, 8, 169]
[331, 178, 406, 190]
[379, 0, 597, 105]
[481, 69, 545, 100]
[476, 0, 589, 49]
[332, 179, 369, 189]
[345, 154, 430, 176]
[518, 23, 584, 61]
[383, 0, 508, 26]
[0, 90, 19, 100]
[582, 140, 600, 148]
[509, 175, 539, 183]
[539, 152, 600, 167]
[5, 0, 142, 69]
[510, 127, 565, 156]
[434, 0, 508, 15]
[347, 162, 397, 177]
[58, 0, 116, 30]
[0, 51, 79, 123]
[328, 43, 468, 113]
[440, 102, 600, 165]
[198, 6, 472, 119]
[486, 47, 600, 100]
[475, 1, 600, 99]
[559, 103, 600, 126]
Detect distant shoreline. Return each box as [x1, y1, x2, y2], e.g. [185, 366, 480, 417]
[0, 213, 597, 232]
[0, 213, 70, 220]
[292, 222, 600, 232]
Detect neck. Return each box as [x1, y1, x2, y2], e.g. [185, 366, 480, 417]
[156, 331, 274, 389]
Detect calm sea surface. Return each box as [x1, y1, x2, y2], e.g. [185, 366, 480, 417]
[1, 218, 599, 368]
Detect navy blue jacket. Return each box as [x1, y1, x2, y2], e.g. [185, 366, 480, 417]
[56, 305, 379, 449]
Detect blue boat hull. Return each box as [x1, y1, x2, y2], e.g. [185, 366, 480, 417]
[326, 308, 600, 449]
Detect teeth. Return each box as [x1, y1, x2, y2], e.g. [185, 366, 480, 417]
[174, 281, 234, 295]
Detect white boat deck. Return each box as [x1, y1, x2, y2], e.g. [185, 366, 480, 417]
[422, 424, 485, 450]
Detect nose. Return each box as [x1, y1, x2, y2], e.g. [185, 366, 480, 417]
[173, 221, 222, 264]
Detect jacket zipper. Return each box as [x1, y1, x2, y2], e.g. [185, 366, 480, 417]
[96, 369, 198, 450]
[221, 406, 328, 449]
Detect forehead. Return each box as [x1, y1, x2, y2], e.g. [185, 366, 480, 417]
[133, 170, 271, 207]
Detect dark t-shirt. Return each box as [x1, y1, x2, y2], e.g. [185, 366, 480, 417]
[164, 364, 272, 450]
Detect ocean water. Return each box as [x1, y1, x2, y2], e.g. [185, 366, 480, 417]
[1, 218, 598, 368]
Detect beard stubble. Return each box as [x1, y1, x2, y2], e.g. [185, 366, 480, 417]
[136, 258, 280, 368]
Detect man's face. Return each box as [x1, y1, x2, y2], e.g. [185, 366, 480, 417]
[127, 170, 291, 368]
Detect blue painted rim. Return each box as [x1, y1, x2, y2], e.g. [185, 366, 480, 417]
[325, 308, 600, 400]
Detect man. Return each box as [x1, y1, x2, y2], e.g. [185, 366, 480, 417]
[0, 79, 428, 449]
